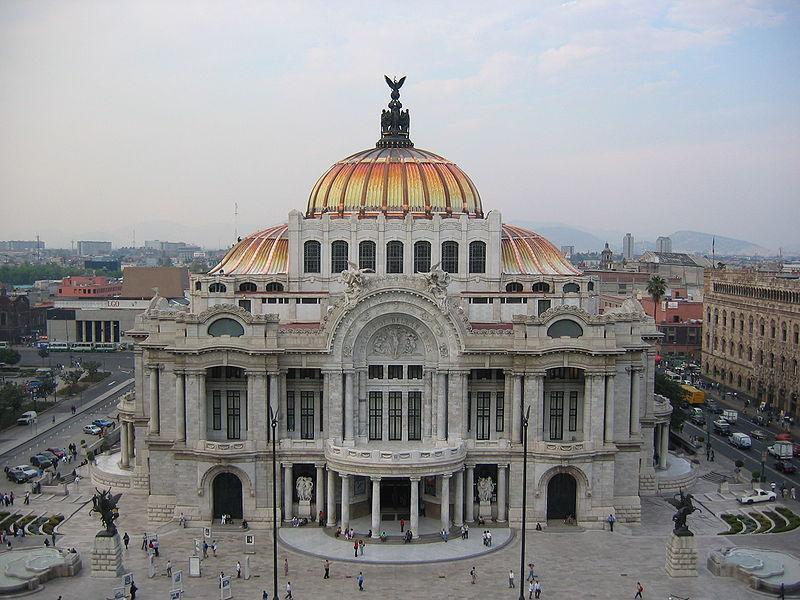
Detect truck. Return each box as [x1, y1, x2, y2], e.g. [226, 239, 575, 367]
[681, 385, 706, 405]
[768, 441, 793, 460]
[729, 432, 751, 450]
[722, 409, 738, 424]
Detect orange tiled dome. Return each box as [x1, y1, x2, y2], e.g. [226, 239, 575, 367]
[208, 224, 288, 275]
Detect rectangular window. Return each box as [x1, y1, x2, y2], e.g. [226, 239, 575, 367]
[568, 391, 578, 432]
[212, 390, 222, 430]
[388, 365, 403, 379]
[476, 391, 491, 440]
[549, 391, 564, 440]
[467, 392, 472, 431]
[388, 391, 402, 441]
[538, 299, 551, 314]
[286, 390, 295, 432]
[495, 391, 504, 432]
[368, 365, 384, 379]
[226, 390, 241, 440]
[319, 392, 324, 432]
[407, 365, 423, 379]
[369, 391, 383, 440]
[386, 241, 404, 274]
[407, 391, 421, 441]
[300, 391, 315, 440]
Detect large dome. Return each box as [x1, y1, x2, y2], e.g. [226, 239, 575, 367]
[306, 147, 482, 218]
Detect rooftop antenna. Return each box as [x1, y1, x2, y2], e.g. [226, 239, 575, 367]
[132, 227, 136, 249]
[36, 234, 40, 262]
[711, 236, 715, 267]
[234, 202, 239, 242]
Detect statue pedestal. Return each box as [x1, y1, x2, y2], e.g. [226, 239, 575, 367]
[91, 532, 124, 578]
[298, 500, 312, 518]
[665, 533, 698, 577]
[479, 501, 492, 519]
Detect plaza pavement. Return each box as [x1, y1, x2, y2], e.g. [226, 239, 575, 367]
[4, 447, 799, 599]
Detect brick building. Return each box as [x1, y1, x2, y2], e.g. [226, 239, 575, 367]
[57, 276, 123, 298]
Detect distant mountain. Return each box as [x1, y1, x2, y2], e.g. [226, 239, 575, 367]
[667, 230, 772, 257]
[511, 221, 606, 253]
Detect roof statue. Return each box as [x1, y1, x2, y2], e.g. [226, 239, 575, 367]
[378, 75, 412, 148]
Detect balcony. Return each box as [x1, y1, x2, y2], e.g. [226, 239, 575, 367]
[325, 440, 466, 475]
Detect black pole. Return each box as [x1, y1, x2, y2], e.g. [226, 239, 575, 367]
[519, 406, 530, 600]
[270, 406, 278, 600]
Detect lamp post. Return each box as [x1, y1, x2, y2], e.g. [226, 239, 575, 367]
[269, 404, 279, 600]
[518, 405, 530, 600]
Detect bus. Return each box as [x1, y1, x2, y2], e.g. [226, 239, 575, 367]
[48, 342, 70, 352]
[71, 342, 94, 352]
[94, 342, 117, 352]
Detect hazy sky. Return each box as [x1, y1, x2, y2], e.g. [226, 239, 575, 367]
[1, 1, 798, 250]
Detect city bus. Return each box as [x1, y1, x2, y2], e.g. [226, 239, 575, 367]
[70, 342, 94, 352]
[48, 342, 70, 352]
[94, 342, 117, 352]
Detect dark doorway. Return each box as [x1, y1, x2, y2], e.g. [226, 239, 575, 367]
[213, 472, 243, 519]
[380, 477, 410, 521]
[546, 473, 577, 520]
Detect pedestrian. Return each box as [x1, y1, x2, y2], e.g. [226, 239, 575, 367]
[359, 539, 365, 556]
[122, 532, 129, 550]
[129, 581, 137, 600]
[354, 540, 358, 558]
[635, 581, 644, 598]
[219, 571, 225, 588]
[771, 481, 777, 493]
[357, 571, 365, 591]
[534, 579, 542, 599]
[203, 541, 208, 558]
[212, 540, 217, 557]
[141, 533, 147, 551]
[262, 590, 269, 600]
[470, 566, 477, 584]
[51, 531, 56, 547]
[236, 560, 241, 578]
[284, 557, 289, 576]
[323, 559, 330, 579]
[166, 560, 172, 578]
[318, 510, 325, 526]
[153, 538, 159, 557]
[710, 448, 715, 462]
[779, 582, 785, 599]
[285, 581, 293, 599]
[400, 518, 405, 532]
[792, 487, 796, 500]
[24, 492, 29, 505]
[527, 563, 535, 582]
[463, 523, 469, 539]
[607, 513, 616, 532]
[509, 569, 515, 588]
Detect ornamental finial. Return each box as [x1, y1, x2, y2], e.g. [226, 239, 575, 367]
[377, 75, 413, 148]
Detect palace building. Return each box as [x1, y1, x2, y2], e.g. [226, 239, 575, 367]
[120, 78, 668, 532]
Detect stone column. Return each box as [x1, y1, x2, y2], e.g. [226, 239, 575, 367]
[583, 373, 593, 440]
[531, 373, 545, 443]
[197, 371, 207, 442]
[127, 422, 135, 459]
[447, 372, 463, 440]
[512, 373, 523, 443]
[465, 464, 475, 522]
[315, 464, 325, 519]
[148, 366, 160, 435]
[590, 374, 605, 445]
[660, 424, 669, 469]
[250, 372, 268, 442]
[371, 476, 381, 533]
[423, 370, 433, 440]
[344, 370, 355, 444]
[454, 469, 464, 527]
[283, 463, 293, 522]
[436, 371, 447, 441]
[410, 476, 420, 538]
[326, 468, 336, 526]
[630, 368, 641, 437]
[497, 464, 508, 522]
[604, 374, 615, 445]
[327, 370, 343, 442]
[120, 421, 130, 468]
[340, 474, 350, 530]
[175, 371, 186, 443]
[440, 473, 451, 530]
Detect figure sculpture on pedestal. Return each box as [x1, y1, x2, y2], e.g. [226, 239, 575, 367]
[296, 477, 314, 502]
[90, 487, 123, 536]
[669, 489, 700, 536]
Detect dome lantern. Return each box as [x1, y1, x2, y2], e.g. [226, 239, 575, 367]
[376, 75, 413, 149]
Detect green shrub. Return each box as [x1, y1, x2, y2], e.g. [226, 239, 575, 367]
[720, 513, 744, 535]
[748, 511, 772, 534]
[774, 507, 800, 533]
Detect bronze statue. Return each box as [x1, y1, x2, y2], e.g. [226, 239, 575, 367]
[377, 75, 413, 148]
[669, 489, 701, 536]
[90, 487, 123, 536]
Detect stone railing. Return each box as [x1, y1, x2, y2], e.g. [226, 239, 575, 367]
[325, 440, 466, 474]
[201, 440, 252, 452]
[540, 441, 586, 453]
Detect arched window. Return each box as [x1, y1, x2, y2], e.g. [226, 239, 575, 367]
[239, 282, 257, 292]
[209, 282, 227, 293]
[760, 320, 765, 336]
[359, 240, 376, 271]
[386, 241, 404, 274]
[195, 281, 202, 291]
[563, 282, 580, 294]
[331, 240, 349, 274]
[304, 240, 321, 273]
[547, 319, 583, 338]
[588, 281, 595, 291]
[413, 240, 431, 273]
[208, 318, 244, 337]
[468, 241, 486, 274]
[748, 347, 752, 361]
[505, 282, 523, 293]
[266, 282, 284, 292]
[532, 282, 551, 293]
[441, 241, 459, 273]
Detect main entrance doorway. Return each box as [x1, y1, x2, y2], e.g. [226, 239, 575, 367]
[380, 478, 410, 521]
[213, 472, 243, 519]
[546, 473, 577, 520]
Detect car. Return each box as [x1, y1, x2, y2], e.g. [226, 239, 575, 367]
[16, 411, 38, 426]
[46, 447, 66, 459]
[750, 429, 767, 440]
[690, 414, 706, 426]
[774, 461, 797, 474]
[29, 453, 56, 469]
[775, 433, 793, 442]
[713, 419, 732, 436]
[738, 489, 777, 504]
[92, 419, 115, 429]
[83, 424, 102, 435]
[6, 465, 38, 483]
[753, 414, 769, 426]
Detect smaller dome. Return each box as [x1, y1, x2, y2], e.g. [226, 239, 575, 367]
[209, 225, 288, 275]
[502, 224, 581, 276]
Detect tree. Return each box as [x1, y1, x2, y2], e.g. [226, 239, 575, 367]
[0, 348, 21, 365]
[646, 275, 667, 324]
[83, 361, 101, 378]
[60, 369, 83, 388]
[655, 372, 689, 431]
[0, 383, 27, 414]
[38, 347, 49, 364]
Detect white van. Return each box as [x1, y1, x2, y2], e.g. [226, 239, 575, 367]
[729, 432, 751, 450]
[0, 341, 9, 349]
[16, 411, 38, 426]
[722, 409, 738, 423]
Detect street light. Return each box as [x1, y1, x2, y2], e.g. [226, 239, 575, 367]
[269, 404, 279, 600]
[518, 405, 530, 600]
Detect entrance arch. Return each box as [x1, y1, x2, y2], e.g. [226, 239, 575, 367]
[213, 472, 243, 519]
[546, 473, 577, 520]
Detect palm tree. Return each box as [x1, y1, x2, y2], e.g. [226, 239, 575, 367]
[646, 275, 667, 323]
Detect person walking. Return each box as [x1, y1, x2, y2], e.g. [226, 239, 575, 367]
[527, 563, 536, 582]
[359, 539, 365, 556]
[635, 581, 644, 598]
[284, 557, 289, 576]
[357, 571, 365, 591]
[470, 566, 477, 584]
[24, 492, 29, 505]
[236, 560, 241, 578]
[509, 569, 515, 588]
[528, 579, 535, 600]
[354, 540, 359, 558]
[607, 513, 616, 532]
[202, 541, 208, 558]
[534, 580, 542, 599]
[262, 590, 269, 600]
[212, 540, 217, 557]
[400, 518, 405, 533]
[166, 560, 172, 578]
[285, 581, 293, 600]
[323, 559, 330, 579]
[141, 533, 148, 551]
[129, 580, 137, 600]
[122, 532, 129, 550]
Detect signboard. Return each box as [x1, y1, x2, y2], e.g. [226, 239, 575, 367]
[203, 527, 212, 539]
[113, 587, 125, 600]
[193, 538, 201, 556]
[123, 573, 135, 587]
[172, 570, 183, 590]
[243, 534, 255, 554]
[220, 575, 232, 600]
[189, 555, 201, 577]
[169, 590, 184, 600]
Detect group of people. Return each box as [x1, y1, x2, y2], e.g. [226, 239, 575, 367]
[481, 530, 493, 546]
[459, 524, 470, 539]
[770, 481, 797, 500]
[0, 491, 15, 507]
